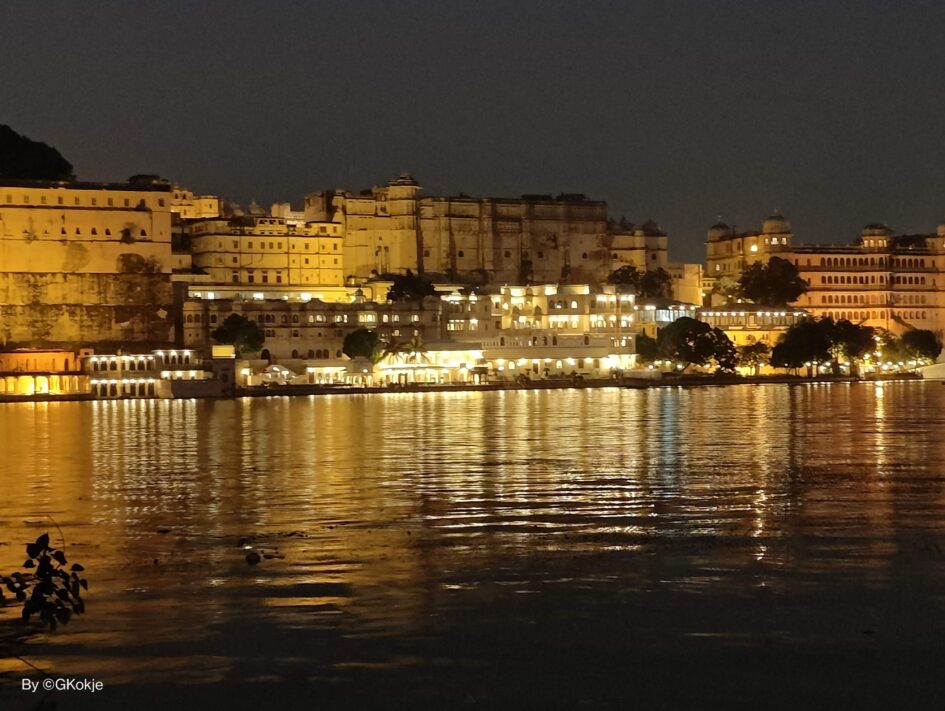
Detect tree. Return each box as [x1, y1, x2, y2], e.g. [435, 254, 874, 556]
[635, 333, 659, 364]
[738, 256, 808, 306]
[606, 265, 642, 291]
[0, 125, 75, 181]
[657, 317, 736, 372]
[606, 266, 672, 299]
[342, 328, 388, 364]
[387, 270, 437, 303]
[711, 276, 740, 305]
[639, 268, 673, 299]
[738, 341, 771, 376]
[707, 327, 738, 373]
[830, 318, 875, 373]
[902, 330, 942, 362]
[771, 318, 831, 374]
[771, 317, 874, 375]
[211, 313, 265, 357]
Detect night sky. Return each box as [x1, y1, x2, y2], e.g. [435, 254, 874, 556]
[4, 0, 945, 262]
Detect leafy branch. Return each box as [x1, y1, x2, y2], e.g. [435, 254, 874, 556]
[2, 533, 88, 631]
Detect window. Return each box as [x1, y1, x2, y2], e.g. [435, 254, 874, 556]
[458, 250, 464, 258]
[232, 272, 239, 283]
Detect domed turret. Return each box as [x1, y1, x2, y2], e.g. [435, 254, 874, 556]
[862, 223, 893, 238]
[762, 211, 791, 234]
[641, 219, 665, 236]
[707, 221, 732, 241]
[389, 172, 420, 188]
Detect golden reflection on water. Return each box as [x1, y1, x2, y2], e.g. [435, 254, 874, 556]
[3, 383, 945, 687]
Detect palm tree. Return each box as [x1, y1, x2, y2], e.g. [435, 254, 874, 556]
[402, 335, 429, 364]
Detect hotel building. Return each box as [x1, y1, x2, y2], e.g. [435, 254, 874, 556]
[705, 215, 945, 336]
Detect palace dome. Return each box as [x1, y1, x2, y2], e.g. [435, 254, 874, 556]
[762, 211, 791, 234]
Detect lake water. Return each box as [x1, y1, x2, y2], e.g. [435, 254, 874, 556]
[2, 383, 945, 709]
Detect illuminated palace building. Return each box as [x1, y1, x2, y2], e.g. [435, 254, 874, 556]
[706, 215, 945, 336]
[303, 173, 696, 286]
[0, 175, 175, 347]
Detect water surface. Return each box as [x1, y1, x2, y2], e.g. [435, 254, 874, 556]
[2, 383, 945, 708]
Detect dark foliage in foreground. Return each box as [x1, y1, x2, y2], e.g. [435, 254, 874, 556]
[1, 533, 88, 631]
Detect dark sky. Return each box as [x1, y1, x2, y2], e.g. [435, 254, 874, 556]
[4, 0, 945, 262]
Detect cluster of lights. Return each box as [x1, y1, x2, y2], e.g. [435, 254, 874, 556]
[90, 378, 154, 386]
[701, 311, 790, 317]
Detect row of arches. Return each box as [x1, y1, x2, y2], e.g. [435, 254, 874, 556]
[819, 256, 927, 268]
[820, 310, 929, 322]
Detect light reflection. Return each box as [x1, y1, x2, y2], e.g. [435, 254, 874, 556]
[1, 383, 944, 686]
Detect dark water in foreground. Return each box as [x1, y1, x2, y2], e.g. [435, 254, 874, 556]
[2, 383, 945, 709]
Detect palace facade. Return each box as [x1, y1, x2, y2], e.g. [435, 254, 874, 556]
[0, 176, 174, 347]
[706, 215, 945, 336]
[303, 173, 669, 286]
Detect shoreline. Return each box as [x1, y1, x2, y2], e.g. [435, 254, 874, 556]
[0, 373, 923, 404]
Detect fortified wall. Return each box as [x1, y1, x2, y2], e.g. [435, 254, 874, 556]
[0, 177, 174, 348]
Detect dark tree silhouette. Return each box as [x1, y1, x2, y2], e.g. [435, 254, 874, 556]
[606, 266, 673, 299]
[606, 265, 642, 290]
[634, 333, 659, 363]
[387, 270, 437, 302]
[211, 314, 265, 356]
[342, 328, 387, 363]
[738, 257, 808, 305]
[639, 268, 673, 299]
[0, 125, 75, 181]
[737, 341, 771, 375]
[902, 329, 942, 361]
[771, 318, 831, 372]
[657, 317, 736, 372]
